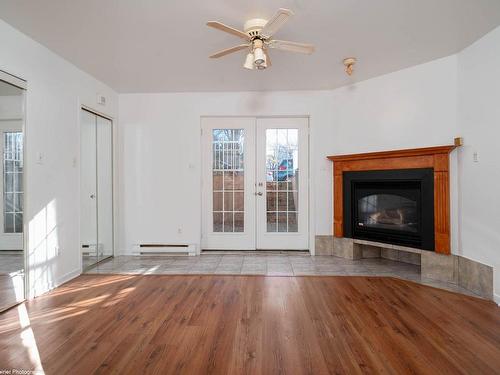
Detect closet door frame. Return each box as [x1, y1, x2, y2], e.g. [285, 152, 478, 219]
[79, 106, 115, 271]
[0, 70, 27, 309]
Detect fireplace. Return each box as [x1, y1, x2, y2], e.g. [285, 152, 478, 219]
[343, 169, 435, 250]
[328, 145, 457, 254]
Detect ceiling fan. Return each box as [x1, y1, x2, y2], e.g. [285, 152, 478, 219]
[207, 8, 315, 70]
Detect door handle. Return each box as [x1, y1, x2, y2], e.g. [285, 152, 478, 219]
[90, 194, 96, 199]
[255, 192, 263, 196]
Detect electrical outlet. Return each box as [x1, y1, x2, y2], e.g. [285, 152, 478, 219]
[177, 227, 183, 234]
[473, 151, 479, 163]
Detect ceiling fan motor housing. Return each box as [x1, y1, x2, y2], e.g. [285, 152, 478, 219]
[244, 18, 268, 38]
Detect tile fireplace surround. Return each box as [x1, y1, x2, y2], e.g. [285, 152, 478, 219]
[322, 145, 494, 300]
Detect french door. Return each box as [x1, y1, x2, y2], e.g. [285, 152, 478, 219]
[202, 117, 309, 250]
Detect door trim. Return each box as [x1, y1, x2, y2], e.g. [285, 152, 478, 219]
[0, 73, 27, 311]
[0, 70, 26, 90]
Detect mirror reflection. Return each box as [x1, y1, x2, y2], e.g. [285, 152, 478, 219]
[80, 109, 113, 270]
[0, 79, 24, 311]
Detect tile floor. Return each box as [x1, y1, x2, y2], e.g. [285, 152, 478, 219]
[84, 253, 481, 298]
[0, 253, 24, 310]
[0, 253, 24, 275]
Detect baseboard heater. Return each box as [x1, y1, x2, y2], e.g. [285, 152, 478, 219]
[81, 243, 103, 257]
[133, 244, 197, 256]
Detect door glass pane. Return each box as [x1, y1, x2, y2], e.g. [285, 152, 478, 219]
[3, 132, 23, 233]
[265, 129, 299, 233]
[212, 129, 244, 232]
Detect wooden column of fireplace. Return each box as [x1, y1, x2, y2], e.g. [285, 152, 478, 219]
[327, 145, 457, 255]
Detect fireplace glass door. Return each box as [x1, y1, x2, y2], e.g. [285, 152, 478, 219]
[353, 181, 422, 247]
[357, 191, 419, 234]
[344, 169, 434, 250]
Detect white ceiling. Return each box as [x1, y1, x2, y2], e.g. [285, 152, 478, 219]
[1, 0, 500, 93]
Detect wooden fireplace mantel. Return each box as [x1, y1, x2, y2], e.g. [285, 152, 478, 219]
[327, 145, 457, 255]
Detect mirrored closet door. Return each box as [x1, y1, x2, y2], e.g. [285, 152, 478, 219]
[80, 109, 113, 270]
[0, 72, 25, 312]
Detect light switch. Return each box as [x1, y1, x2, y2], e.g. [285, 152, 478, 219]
[36, 152, 44, 165]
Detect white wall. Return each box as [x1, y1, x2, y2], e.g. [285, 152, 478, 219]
[118, 90, 335, 253]
[329, 56, 458, 154]
[0, 19, 118, 297]
[458, 26, 500, 302]
[118, 55, 459, 255]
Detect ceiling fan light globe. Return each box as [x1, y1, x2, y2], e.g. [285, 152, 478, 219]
[257, 59, 268, 70]
[243, 52, 255, 70]
[253, 48, 266, 66]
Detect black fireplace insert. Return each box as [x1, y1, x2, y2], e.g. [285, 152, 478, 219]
[343, 169, 434, 250]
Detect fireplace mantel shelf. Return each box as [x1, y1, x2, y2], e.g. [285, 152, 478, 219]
[327, 145, 457, 162]
[327, 145, 458, 255]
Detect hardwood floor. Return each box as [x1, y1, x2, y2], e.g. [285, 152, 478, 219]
[1, 275, 499, 374]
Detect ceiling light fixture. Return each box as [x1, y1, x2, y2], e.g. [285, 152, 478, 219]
[207, 8, 315, 71]
[254, 48, 266, 66]
[256, 60, 267, 70]
[244, 52, 255, 70]
[343, 57, 357, 76]
[253, 39, 266, 66]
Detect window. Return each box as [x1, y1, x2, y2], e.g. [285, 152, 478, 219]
[4, 132, 23, 233]
[265, 129, 299, 232]
[212, 129, 244, 233]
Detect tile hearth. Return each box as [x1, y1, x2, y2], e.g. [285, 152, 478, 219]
[84, 254, 481, 298]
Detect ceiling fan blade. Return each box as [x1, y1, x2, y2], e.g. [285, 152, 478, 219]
[209, 44, 250, 58]
[260, 8, 294, 38]
[207, 21, 250, 41]
[268, 40, 315, 54]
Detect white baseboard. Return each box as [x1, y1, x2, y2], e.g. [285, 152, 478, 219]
[29, 268, 81, 299]
[494, 292, 500, 306]
[58, 268, 81, 286]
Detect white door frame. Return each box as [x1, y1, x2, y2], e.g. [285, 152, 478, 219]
[0, 70, 27, 309]
[200, 116, 312, 253]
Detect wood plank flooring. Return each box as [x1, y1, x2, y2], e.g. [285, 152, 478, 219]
[0, 274, 499, 374]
